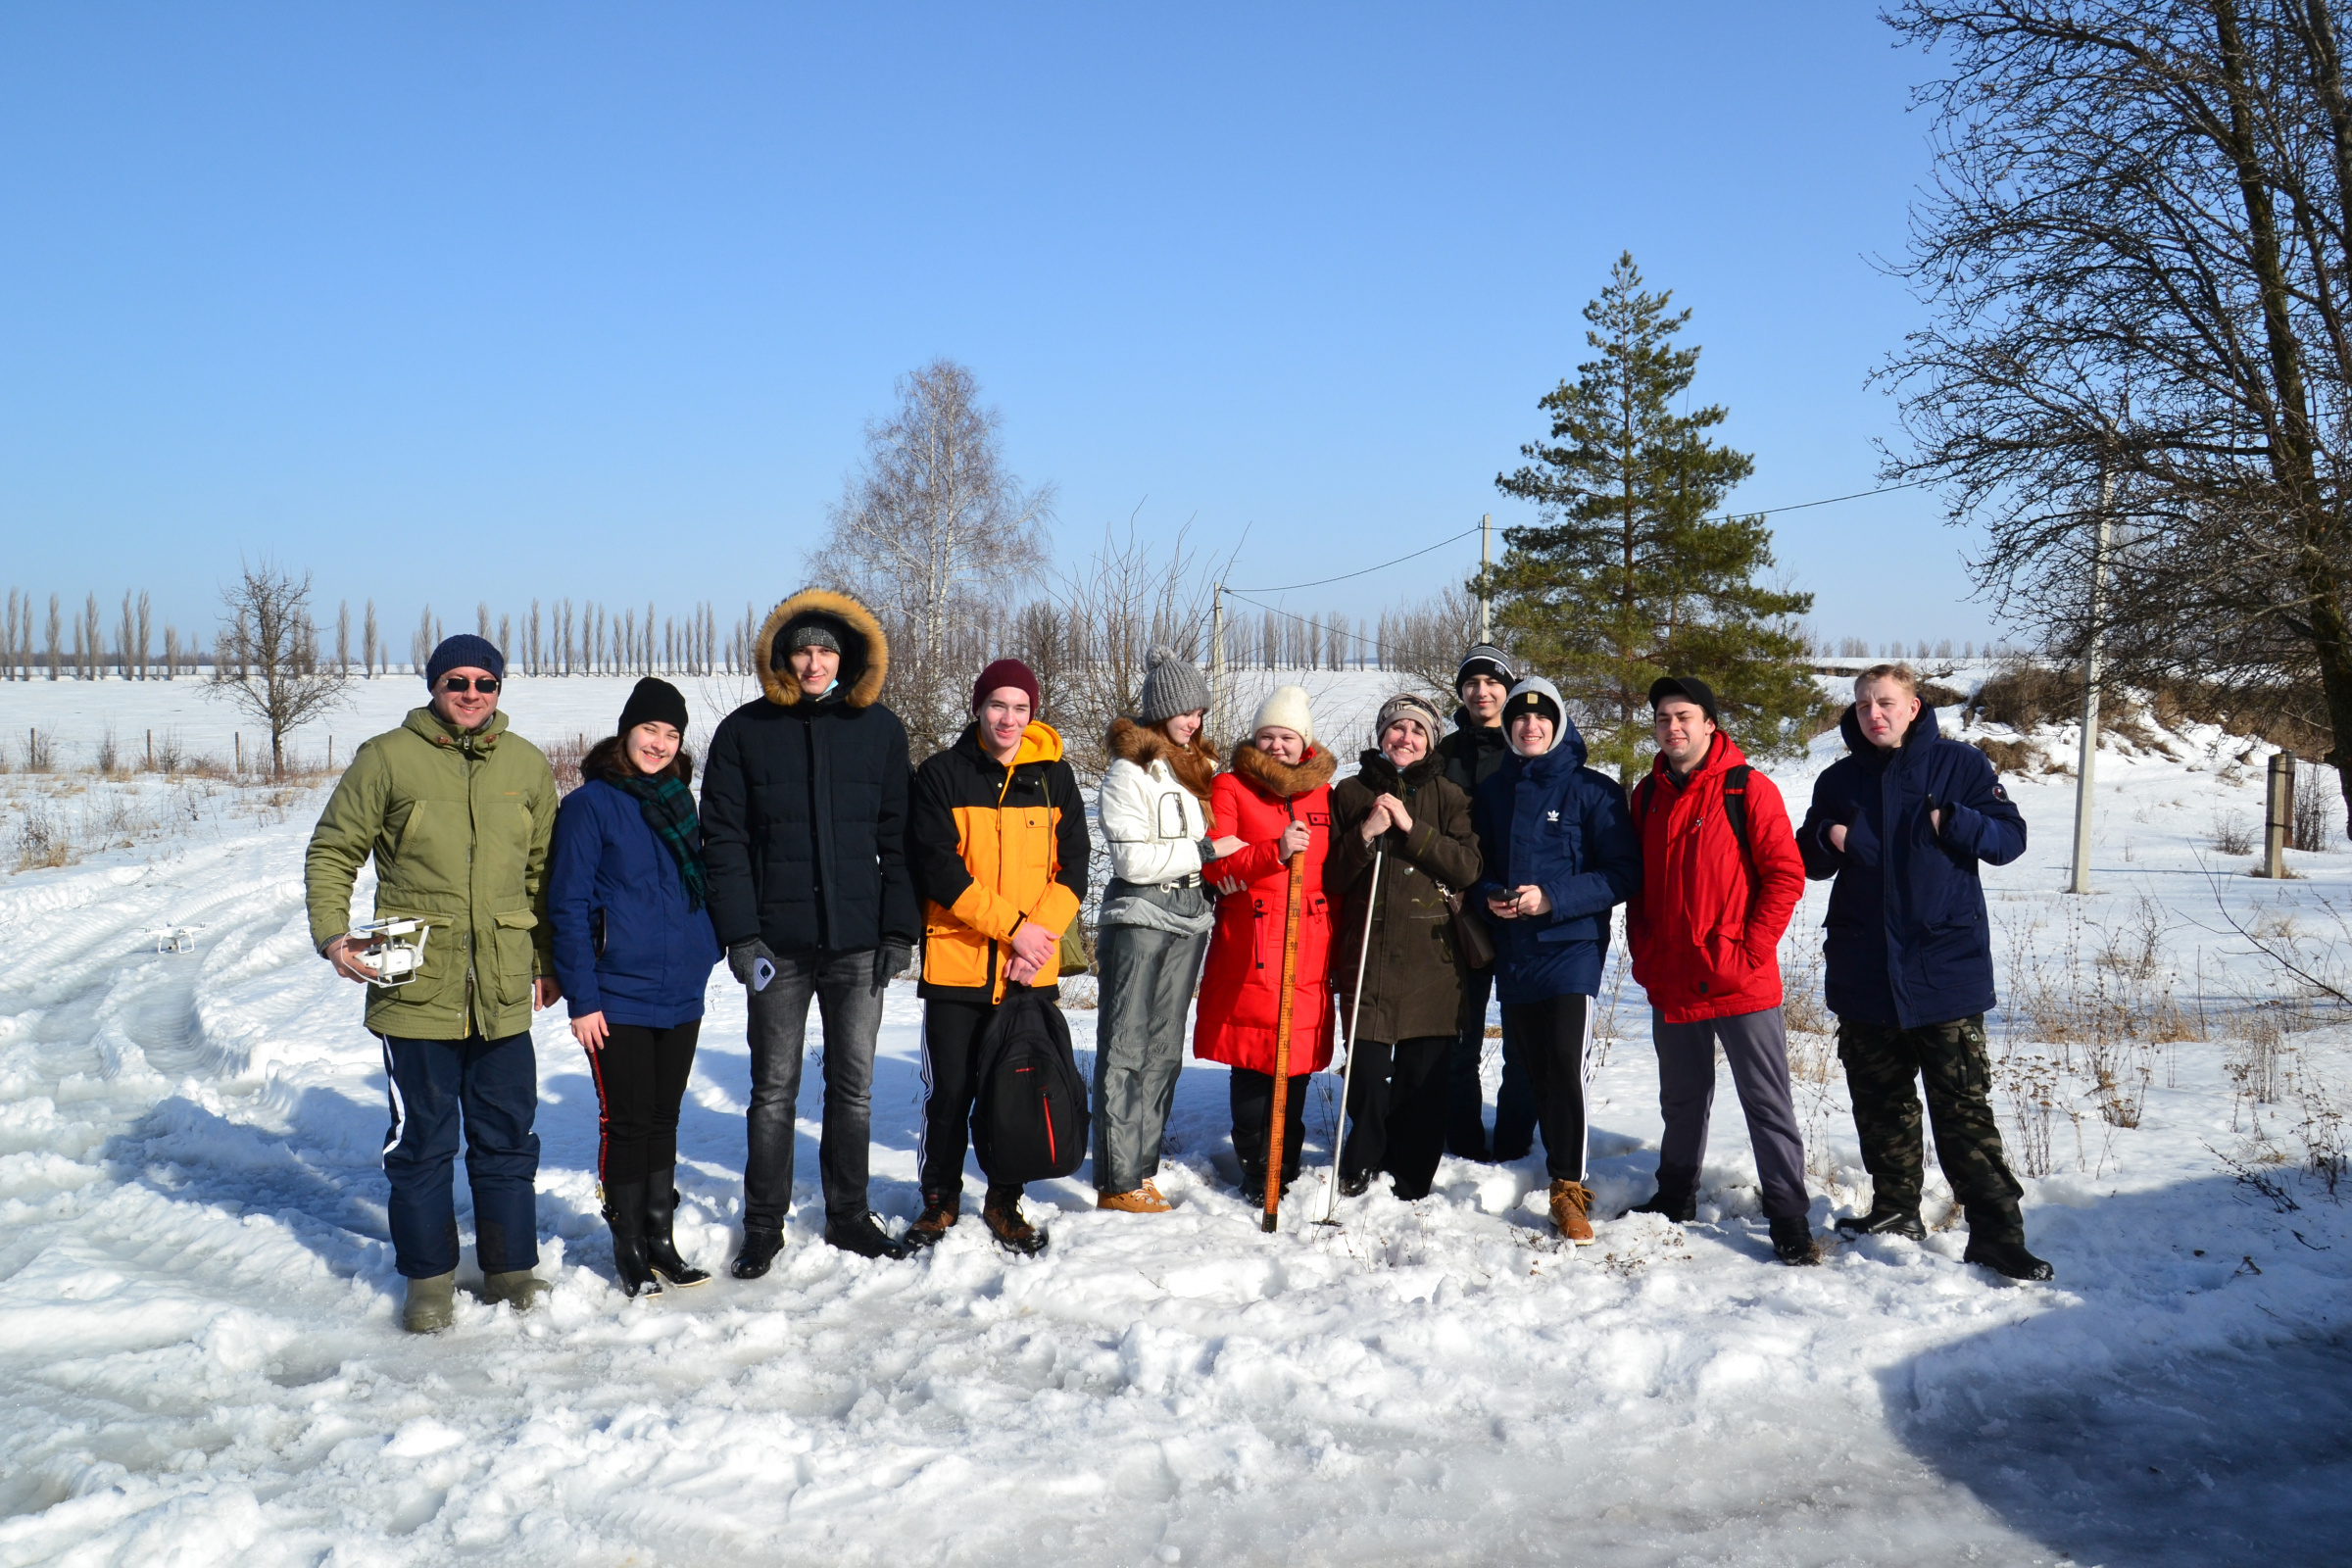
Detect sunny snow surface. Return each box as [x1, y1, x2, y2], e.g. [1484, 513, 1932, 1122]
[1, 673, 2349, 1566]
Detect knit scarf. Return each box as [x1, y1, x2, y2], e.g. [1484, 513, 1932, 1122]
[614, 773, 709, 911]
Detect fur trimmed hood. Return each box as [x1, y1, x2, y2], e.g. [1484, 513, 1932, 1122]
[1108, 716, 1219, 802]
[753, 589, 889, 710]
[1229, 738, 1337, 800]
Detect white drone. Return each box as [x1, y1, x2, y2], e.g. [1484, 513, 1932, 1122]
[348, 917, 430, 985]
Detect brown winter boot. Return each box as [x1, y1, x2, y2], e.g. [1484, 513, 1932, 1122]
[903, 1191, 960, 1250]
[1548, 1179, 1595, 1245]
[1097, 1181, 1172, 1214]
[982, 1191, 1049, 1256]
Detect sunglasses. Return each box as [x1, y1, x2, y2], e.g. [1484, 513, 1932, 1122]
[438, 676, 502, 694]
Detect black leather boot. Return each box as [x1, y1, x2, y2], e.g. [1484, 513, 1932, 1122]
[1835, 1205, 1927, 1241]
[602, 1180, 661, 1298]
[643, 1170, 710, 1288]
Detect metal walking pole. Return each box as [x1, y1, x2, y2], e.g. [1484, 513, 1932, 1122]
[1318, 844, 1385, 1226]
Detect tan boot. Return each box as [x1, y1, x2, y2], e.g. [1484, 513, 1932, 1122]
[481, 1270, 546, 1312]
[1548, 1179, 1595, 1245]
[402, 1271, 458, 1333]
[1097, 1181, 1172, 1214]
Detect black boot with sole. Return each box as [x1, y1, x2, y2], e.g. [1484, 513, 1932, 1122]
[602, 1180, 661, 1298]
[643, 1171, 710, 1288]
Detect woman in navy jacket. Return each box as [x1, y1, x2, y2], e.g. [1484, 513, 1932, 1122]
[1794, 664, 2050, 1282]
[1470, 676, 1640, 1245]
[550, 677, 722, 1297]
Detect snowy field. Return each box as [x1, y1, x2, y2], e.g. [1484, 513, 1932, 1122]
[2, 674, 2350, 1566]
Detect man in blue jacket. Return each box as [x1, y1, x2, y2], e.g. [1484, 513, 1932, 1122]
[1471, 676, 1641, 1243]
[1796, 663, 2051, 1281]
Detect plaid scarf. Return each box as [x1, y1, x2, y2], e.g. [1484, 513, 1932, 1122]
[614, 773, 709, 911]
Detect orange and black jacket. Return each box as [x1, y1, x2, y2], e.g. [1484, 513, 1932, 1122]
[907, 720, 1090, 1004]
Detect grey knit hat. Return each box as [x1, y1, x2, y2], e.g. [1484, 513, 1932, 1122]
[1375, 692, 1446, 747]
[1136, 645, 1211, 725]
[1455, 642, 1516, 694]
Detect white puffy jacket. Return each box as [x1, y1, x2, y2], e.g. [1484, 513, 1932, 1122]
[1100, 754, 1211, 886]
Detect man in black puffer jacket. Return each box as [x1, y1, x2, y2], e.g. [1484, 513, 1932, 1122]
[1437, 643, 1536, 1161]
[702, 589, 921, 1273]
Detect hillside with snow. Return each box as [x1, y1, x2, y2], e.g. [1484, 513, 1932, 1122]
[1, 672, 2348, 1566]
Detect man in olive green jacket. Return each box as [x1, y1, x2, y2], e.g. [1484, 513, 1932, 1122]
[306, 634, 560, 1332]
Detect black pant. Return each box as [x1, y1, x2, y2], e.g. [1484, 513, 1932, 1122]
[1230, 1068, 1311, 1187]
[1343, 1036, 1450, 1200]
[1502, 993, 1592, 1184]
[1449, 966, 1541, 1160]
[920, 999, 1025, 1204]
[585, 1019, 700, 1189]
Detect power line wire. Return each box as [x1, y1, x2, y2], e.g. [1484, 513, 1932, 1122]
[1228, 526, 1481, 594]
[1220, 480, 1932, 597]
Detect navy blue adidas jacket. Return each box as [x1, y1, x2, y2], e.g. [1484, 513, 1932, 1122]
[550, 777, 722, 1029]
[1795, 704, 2027, 1029]
[1469, 718, 1641, 1004]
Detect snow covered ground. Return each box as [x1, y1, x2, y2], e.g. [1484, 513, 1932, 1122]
[2, 676, 2350, 1566]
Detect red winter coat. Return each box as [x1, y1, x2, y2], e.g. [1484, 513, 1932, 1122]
[1194, 743, 1338, 1076]
[1626, 732, 1806, 1024]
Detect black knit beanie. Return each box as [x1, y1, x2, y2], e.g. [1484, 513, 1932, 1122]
[618, 676, 690, 736]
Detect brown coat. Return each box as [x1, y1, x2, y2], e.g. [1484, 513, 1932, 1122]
[1325, 751, 1482, 1045]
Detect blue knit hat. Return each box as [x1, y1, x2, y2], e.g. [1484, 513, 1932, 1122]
[424, 633, 506, 686]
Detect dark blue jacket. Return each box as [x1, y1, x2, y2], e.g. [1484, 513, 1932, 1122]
[1470, 719, 1641, 1004]
[1795, 705, 2028, 1029]
[550, 777, 722, 1029]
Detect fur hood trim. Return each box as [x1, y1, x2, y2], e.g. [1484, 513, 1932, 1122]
[1108, 716, 1219, 801]
[1229, 739, 1337, 799]
[754, 589, 889, 710]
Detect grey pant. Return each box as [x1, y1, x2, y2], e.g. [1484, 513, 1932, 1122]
[1092, 919, 1209, 1194]
[744, 949, 885, 1232]
[1649, 1006, 1810, 1222]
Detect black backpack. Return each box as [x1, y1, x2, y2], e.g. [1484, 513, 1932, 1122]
[970, 986, 1092, 1184]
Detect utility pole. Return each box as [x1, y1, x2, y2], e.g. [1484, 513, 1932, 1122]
[1209, 582, 1226, 706]
[1478, 514, 1493, 644]
[2067, 466, 2115, 896]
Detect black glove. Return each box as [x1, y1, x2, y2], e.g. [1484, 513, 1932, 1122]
[1924, 793, 1945, 841]
[874, 942, 913, 988]
[727, 938, 776, 987]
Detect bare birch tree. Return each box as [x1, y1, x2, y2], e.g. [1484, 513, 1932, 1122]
[208, 562, 352, 775]
[808, 360, 1054, 755]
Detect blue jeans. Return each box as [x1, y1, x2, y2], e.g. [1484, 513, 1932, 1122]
[380, 1031, 541, 1279]
[743, 948, 885, 1231]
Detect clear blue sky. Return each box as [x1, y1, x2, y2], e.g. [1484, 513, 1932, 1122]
[0, 4, 1990, 659]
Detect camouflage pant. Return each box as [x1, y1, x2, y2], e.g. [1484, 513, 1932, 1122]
[1837, 1014, 2025, 1242]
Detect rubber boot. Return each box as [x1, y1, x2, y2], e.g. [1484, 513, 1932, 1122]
[602, 1179, 661, 1298]
[402, 1270, 458, 1334]
[482, 1270, 547, 1311]
[643, 1170, 710, 1288]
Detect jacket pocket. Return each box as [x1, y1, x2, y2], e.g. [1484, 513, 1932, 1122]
[492, 909, 538, 1008]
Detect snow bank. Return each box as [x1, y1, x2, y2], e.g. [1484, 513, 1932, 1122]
[1, 683, 2348, 1564]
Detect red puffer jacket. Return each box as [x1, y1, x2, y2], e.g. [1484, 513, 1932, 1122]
[1626, 732, 1806, 1024]
[1194, 743, 1338, 1076]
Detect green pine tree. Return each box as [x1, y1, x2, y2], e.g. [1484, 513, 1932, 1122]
[1489, 252, 1825, 781]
